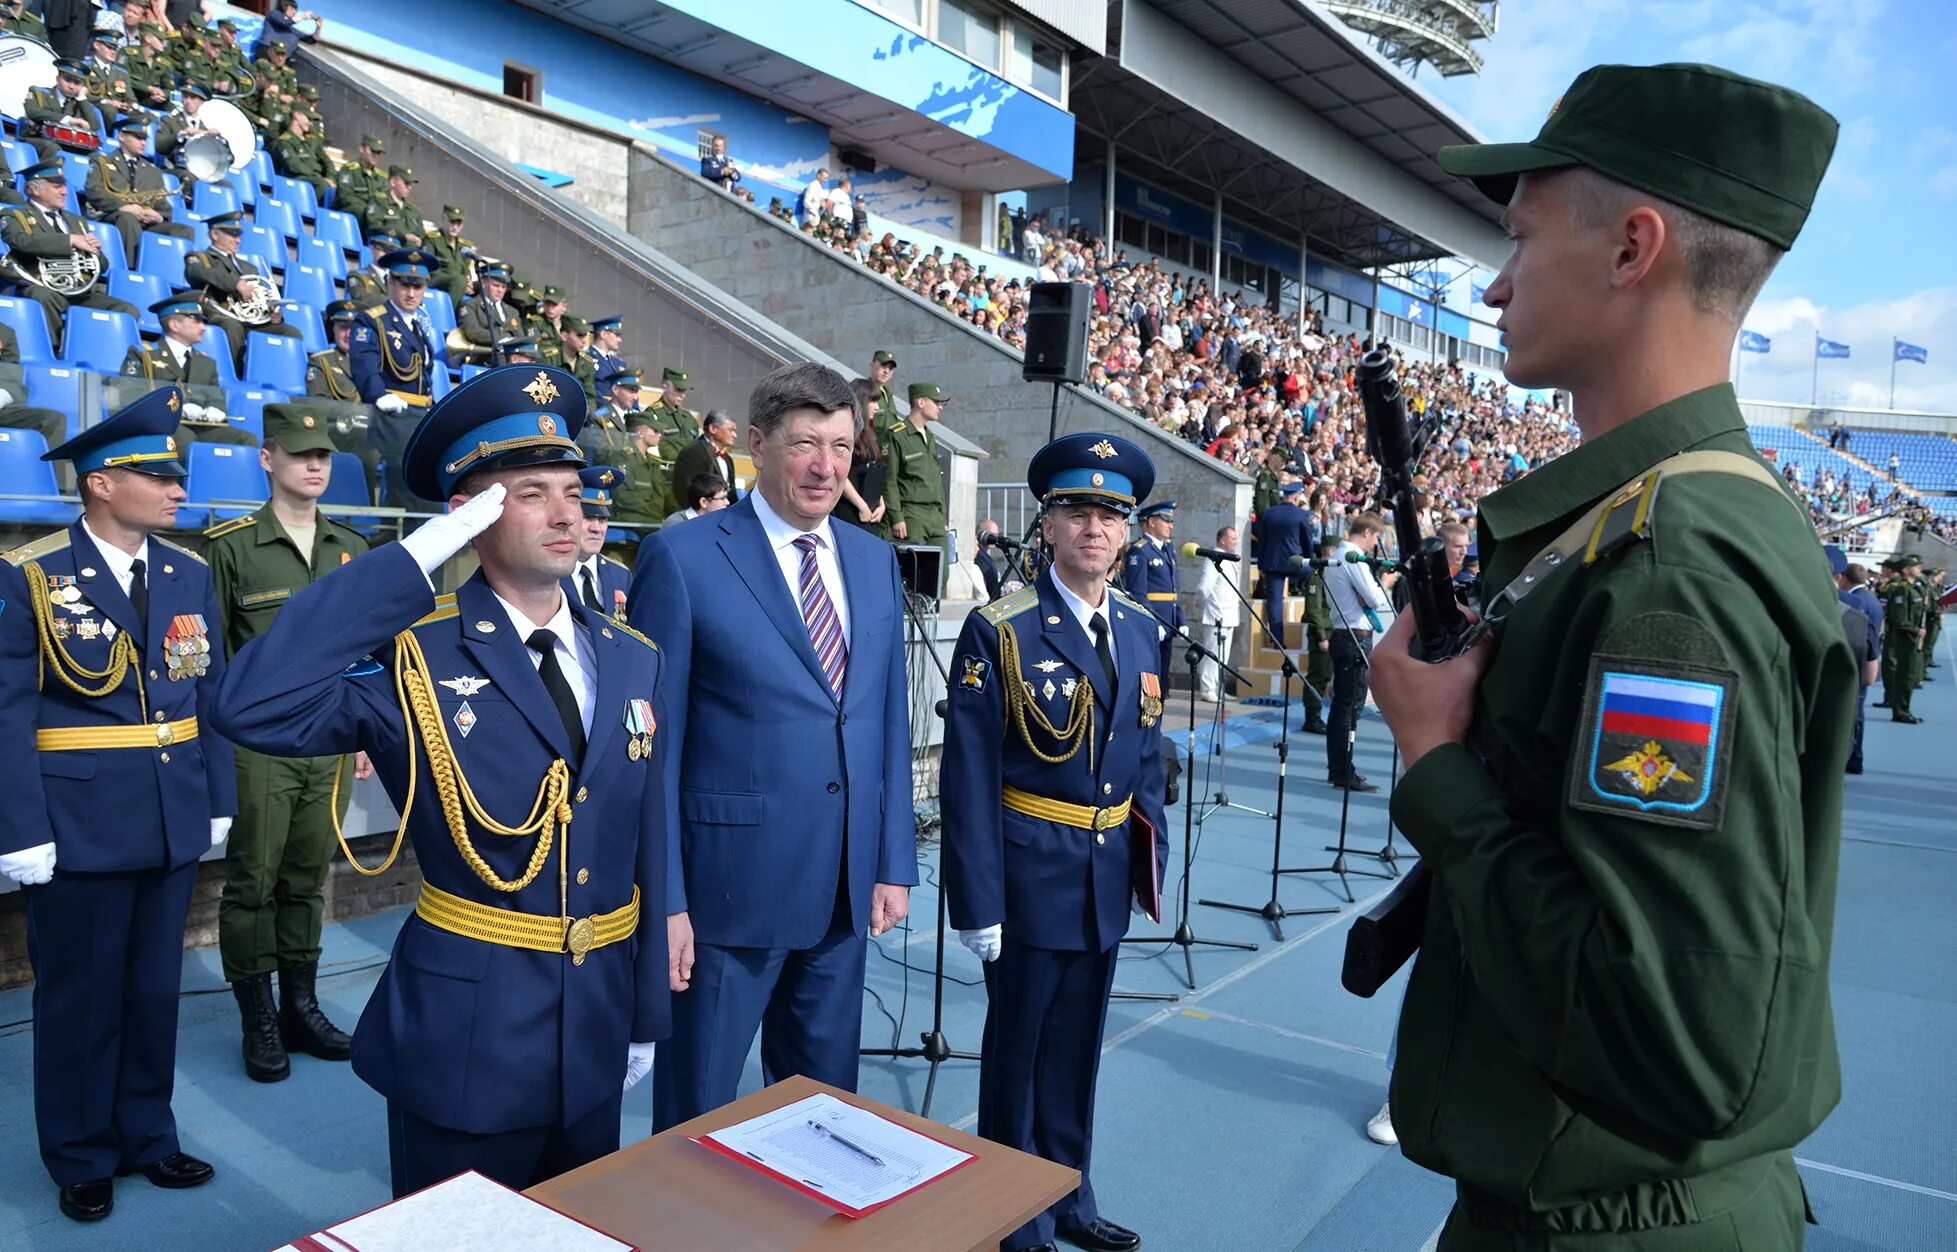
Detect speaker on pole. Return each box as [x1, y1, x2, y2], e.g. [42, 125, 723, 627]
[1022, 281, 1091, 384]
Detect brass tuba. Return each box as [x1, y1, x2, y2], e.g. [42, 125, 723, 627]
[445, 326, 491, 365]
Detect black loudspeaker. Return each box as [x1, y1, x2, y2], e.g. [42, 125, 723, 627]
[1022, 281, 1091, 383]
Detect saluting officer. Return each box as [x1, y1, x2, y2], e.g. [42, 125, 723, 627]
[942, 432, 1167, 1252]
[206, 406, 371, 1084]
[349, 247, 443, 514]
[1120, 497, 1181, 681]
[1367, 63, 1852, 1247]
[636, 366, 701, 444]
[0, 387, 235, 1224]
[212, 365, 671, 1197]
[567, 464, 632, 622]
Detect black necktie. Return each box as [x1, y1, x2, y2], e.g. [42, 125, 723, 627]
[527, 629, 586, 759]
[580, 567, 602, 613]
[1090, 612, 1115, 694]
[129, 558, 148, 625]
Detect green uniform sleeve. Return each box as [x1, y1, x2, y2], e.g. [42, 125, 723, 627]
[881, 429, 906, 527]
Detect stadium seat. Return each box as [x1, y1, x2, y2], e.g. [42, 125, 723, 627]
[62, 307, 141, 374]
[313, 208, 362, 257]
[255, 196, 304, 244]
[224, 386, 284, 444]
[25, 365, 85, 440]
[0, 138, 32, 175]
[60, 153, 89, 189]
[192, 179, 242, 219]
[243, 332, 307, 393]
[431, 367, 454, 401]
[110, 271, 171, 333]
[321, 451, 379, 531]
[0, 428, 75, 525]
[288, 303, 327, 355]
[181, 442, 267, 525]
[138, 232, 191, 289]
[0, 296, 56, 364]
[282, 262, 337, 312]
[267, 175, 318, 220]
[293, 236, 347, 282]
[193, 335, 242, 386]
[422, 288, 457, 340]
[241, 224, 286, 275]
[459, 364, 487, 383]
[245, 149, 274, 192]
[85, 221, 130, 274]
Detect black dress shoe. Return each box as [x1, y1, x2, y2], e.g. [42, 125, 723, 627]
[1059, 1217, 1142, 1251]
[1892, 713, 1923, 724]
[1329, 775, 1379, 793]
[1873, 700, 1892, 708]
[1300, 719, 1328, 735]
[135, 1153, 214, 1189]
[59, 1179, 112, 1222]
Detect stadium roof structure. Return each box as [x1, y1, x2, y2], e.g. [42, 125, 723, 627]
[1076, 0, 1509, 271]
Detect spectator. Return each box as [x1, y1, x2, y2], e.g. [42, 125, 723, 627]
[258, 1, 323, 58]
[837, 376, 888, 532]
[662, 471, 731, 526]
[1195, 524, 1241, 701]
[800, 166, 829, 223]
[669, 408, 740, 507]
[699, 134, 740, 192]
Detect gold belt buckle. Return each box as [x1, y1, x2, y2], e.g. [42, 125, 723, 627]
[566, 915, 596, 965]
[155, 722, 175, 747]
[1093, 805, 1118, 831]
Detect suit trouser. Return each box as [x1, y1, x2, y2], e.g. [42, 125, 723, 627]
[220, 748, 350, 983]
[1328, 632, 1373, 780]
[1259, 569, 1291, 649]
[651, 899, 869, 1133]
[387, 1092, 622, 1199]
[25, 862, 197, 1186]
[979, 937, 1119, 1252]
[1198, 622, 1234, 700]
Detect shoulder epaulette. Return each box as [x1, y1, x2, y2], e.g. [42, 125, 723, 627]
[204, 514, 257, 540]
[364, 303, 387, 319]
[411, 593, 458, 628]
[600, 554, 628, 570]
[153, 535, 207, 565]
[609, 619, 658, 650]
[1111, 587, 1148, 614]
[4, 530, 71, 566]
[309, 349, 334, 363]
[979, 586, 1039, 626]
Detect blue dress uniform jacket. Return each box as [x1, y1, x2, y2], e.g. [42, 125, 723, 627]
[0, 522, 238, 869]
[212, 544, 671, 1136]
[1254, 501, 1317, 576]
[1121, 535, 1182, 680]
[347, 303, 434, 407]
[565, 556, 631, 621]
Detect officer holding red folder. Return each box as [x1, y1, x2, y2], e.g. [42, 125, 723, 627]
[940, 432, 1169, 1252]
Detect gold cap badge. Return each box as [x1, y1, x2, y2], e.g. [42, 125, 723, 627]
[1090, 439, 1117, 459]
[524, 371, 560, 406]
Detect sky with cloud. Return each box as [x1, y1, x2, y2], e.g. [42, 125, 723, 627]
[1415, 0, 1957, 413]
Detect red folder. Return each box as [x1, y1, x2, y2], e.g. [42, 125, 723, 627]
[1130, 810, 1162, 923]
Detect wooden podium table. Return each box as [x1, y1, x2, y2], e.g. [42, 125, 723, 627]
[527, 1076, 1078, 1251]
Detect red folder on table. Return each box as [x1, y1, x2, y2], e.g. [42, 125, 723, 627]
[1130, 810, 1162, 923]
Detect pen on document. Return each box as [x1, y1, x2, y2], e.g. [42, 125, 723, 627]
[808, 1118, 885, 1167]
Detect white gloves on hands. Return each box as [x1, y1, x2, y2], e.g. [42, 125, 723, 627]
[623, 1041, 656, 1093]
[374, 393, 408, 415]
[210, 818, 233, 847]
[958, 924, 1003, 962]
[401, 481, 504, 578]
[0, 843, 56, 886]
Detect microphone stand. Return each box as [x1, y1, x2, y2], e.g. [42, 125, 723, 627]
[1196, 556, 1337, 941]
[858, 588, 979, 1118]
[1117, 611, 1258, 991]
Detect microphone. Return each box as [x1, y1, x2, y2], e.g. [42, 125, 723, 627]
[1179, 541, 1240, 563]
[1288, 554, 1340, 572]
[1345, 550, 1399, 572]
[979, 531, 1026, 552]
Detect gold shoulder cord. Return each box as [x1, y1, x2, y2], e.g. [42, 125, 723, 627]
[23, 560, 150, 720]
[327, 626, 571, 892]
[996, 618, 1095, 772]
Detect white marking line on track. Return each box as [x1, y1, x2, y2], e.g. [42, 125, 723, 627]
[949, 885, 1394, 1131]
[1190, 1007, 1388, 1062]
[1795, 1157, 1957, 1203]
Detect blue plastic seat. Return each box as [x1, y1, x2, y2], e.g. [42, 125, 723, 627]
[25, 365, 85, 440]
[223, 386, 284, 444]
[193, 335, 242, 386]
[245, 149, 274, 191]
[282, 262, 337, 312]
[292, 236, 347, 283]
[138, 232, 191, 289]
[192, 180, 242, 219]
[288, 302, 327, 355]
[0, 296, 55, 364]
[61, 153, 90, 189]
[243, 332, 307, 393]
[182, 441, 267, 524]
[85, 221, 130, 274]
[62, 306, 141, 373]
[254, 195, 304, 244]
[239, 224, 285, 275]
[0, 138, 32, 175]
[110, 271, 171, 333]
[422, 288, 457, 340]
[321, 451, 378, 531]
[431, 367, 453, 401]
[313, 208, 362, 256]
[267, 175, 318, 220]
[0, 428, 75, 524]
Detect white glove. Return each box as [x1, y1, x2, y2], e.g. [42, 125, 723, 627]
[0, 388, 15, 408]
[1132, 890, 1152, 917]
[374, 393, 408, 415]
[400, 481, 505, 578]
[0, 842, 56, 886]
[210, 817, 232, 847]
[957, 924, 1003, 962]
[181, 402, 207, 422]
[623, 1041, 655, 1093]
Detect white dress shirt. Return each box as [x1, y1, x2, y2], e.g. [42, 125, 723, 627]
[1050, 572, 1115, 671]
[80, 519, 152, 600]
[573, 555, 606, 610]
[1326, 539, 1395, 632]
[750, 488, 850, 643]
[492, 587, 595, 736]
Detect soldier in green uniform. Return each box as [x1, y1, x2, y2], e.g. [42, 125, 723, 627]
[270, 107, 335, 206]
[206, 406, 370, 1083]
[1299, 537, 1335, 735]
[1, 0, 47, 42]
[0, 320, 67, 450]
[344, 232, 401, 309]
[530, 285, 570, 366]
[868, 349, 899, 425]
[1924, 567, 1945, 671]
[1366, 64, 1850, 1249]
[362, 165, 424, 247]
[635, 366, 700, 444]
[334, 135, 388, 225]
[1874, 557, 1905, 708]
[582, 367, 671, 528]
[1882, 553, 1927, 721]
[426, 205, 475, 304]
[125, 24, 175, 113]
[558, 315, 598, 410]
[884, 382, 947, 578]
[305, 300, 380, 499]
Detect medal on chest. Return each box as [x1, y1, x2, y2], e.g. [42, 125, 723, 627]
[624, 697, 656, 761]
[1139, 671, 1162, 727]
[164, 614, 212, 680]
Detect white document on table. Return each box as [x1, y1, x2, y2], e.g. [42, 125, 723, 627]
[271, 1170, 635, 1252]
[700, 1091, 973, 1213]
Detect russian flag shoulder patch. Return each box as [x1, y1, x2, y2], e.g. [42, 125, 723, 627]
[1570, 655, 1737, 830]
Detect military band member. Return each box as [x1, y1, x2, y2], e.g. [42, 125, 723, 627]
[84, 30, 136, 123]
[84, 114, 195, 270]
[362, 164, 424, 247]
[0, 388, 236, 1224]
[1121, 498, 1181, 681]
[454, 262, 521, 361]
[334, 134, 389, 224]
[559, 315, 598, 409]
[269, 106, 336, 206]
[497, 335, 542, 366]
[349, 249, 443, 514]
[121, 295, 256, 449]
[154, 80, 214, 175]
[344, 230, 402, 309]
[588, 314, 625, 378]
[569, 464, 632, 621]
[206, 407, 370, 1082]
[23, 59, 108, 161]
[2, 161, 140, 352]
[942, 432, 1168, 1252]
[212, 366, 670, 1196]
[583, 367, 671, 527]
[0, 320, 68, 451]
[185, 211, 302, 371]
[635, 366, 700, 444]
[427, 204, 475, 303]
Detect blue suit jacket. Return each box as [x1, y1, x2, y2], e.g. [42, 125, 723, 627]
[213, 546, 669, 1135]
[0, 522, 237, 871]
[628, 495, 918, 950]
[940, 570, 1170, 953]
[565, 555, 632, 621]
[1256, 502, 1316, 575]
[1120, 536, 1183, 631]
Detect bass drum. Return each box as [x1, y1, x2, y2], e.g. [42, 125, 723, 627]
[0, 34, 55, 121]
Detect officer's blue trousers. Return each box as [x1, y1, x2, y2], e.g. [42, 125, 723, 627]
[979, 937, 1119, 1252]
[1848, 682, 1867, 771]
[26, 862, 196, 1186]
[387, 1092, 622, 1198]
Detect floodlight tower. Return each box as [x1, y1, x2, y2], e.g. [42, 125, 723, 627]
[1324, 0, 1499, 78]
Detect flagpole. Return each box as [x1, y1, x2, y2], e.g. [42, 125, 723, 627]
[1812, 333, 1819, 407]
[1891, 338, 1897, 410]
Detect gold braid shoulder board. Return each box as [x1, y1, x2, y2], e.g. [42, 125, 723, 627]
[995, 617, 1095, 770]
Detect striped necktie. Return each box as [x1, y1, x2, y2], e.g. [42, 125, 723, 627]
[793, 534, 846, 699]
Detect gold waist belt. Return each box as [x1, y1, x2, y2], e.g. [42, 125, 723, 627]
[387, 389, 432, 408]
[38, 716, 197, 751]
[416, 881, 638, 963]
[1145, 592, 1177, 601]
[1002, 785, 1132, 831]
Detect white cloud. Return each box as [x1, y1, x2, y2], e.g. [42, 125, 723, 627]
[629, 113, 722, 130]
[1739, 285, 1956, 412]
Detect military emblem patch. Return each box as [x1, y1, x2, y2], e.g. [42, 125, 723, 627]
[1571, 659, 1736, 829]
[959, 655, 990, 693]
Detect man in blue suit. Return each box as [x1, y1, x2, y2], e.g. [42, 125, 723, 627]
[1254, 480, 1318, 639]
[942, 432, 1170, 1252]
[569, 464, 632, 622]
[214, 366, 671, 1197]
[349, 247, 443, 514]
[0, 387, 236, 1223]
[630, 361, 917, 1132]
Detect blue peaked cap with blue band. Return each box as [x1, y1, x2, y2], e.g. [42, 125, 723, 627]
[45, 385, 188, 477]
[401, 365, 588, 500]
[580, 464, 619, 516]
[1027, 432, 1155, 518]
[378, 247, 438, 280]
